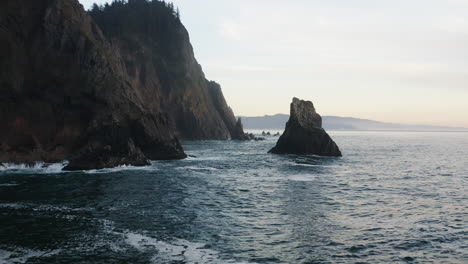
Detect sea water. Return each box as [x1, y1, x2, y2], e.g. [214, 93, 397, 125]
[0, 131, 467, 263]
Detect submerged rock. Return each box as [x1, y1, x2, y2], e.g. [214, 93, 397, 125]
[269, 98, 342, 156]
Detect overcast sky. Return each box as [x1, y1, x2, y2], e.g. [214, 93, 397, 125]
[80, 0, 468, 127]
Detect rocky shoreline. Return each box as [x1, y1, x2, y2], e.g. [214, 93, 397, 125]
[0, 0, 245, 170]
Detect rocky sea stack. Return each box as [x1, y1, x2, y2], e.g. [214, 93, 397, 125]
[0, 0, 246, 170]
[269, 98, 342, 156]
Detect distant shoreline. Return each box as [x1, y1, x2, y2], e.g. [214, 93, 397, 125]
[240, 115, 468, 133]
[246, 129, 468, 133]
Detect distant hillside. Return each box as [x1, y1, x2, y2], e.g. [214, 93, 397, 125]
[239, 114, 468, 132]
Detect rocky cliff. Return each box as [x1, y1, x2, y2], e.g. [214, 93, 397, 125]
[88, 1, 244, 140]
[0, 0, 244, 170]
[269, 98, 342, 156]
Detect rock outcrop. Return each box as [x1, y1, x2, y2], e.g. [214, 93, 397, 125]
[89, 3, 244, 140]
[269, 98, 342, 156]
[0, 0, 248, 170]
[231, 118, 250, 140]
[0, 0, 187, 170]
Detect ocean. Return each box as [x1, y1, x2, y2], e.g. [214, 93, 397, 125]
[0, 131, 467, 263]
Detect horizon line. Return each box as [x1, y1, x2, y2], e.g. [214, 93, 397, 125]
[237, 114, 468, 130]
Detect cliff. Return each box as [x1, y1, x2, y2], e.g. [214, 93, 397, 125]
[1, 0, 247, 170]
[269, 98, 342, 156]
[88, 1, 244, 140]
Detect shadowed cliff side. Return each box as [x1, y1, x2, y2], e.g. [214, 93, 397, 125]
[0, 0, 186, 170]
[269, 98, 342, 156]
[89, 1, 246, 140]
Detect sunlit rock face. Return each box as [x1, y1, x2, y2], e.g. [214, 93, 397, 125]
[269, 98, 342, 156]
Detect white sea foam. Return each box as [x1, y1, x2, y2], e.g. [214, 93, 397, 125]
[125, 232, 252, 264]
[177, 166, 219, 171]
[0, 161, 68, 174]
[0, 202, 94, 214]
[0, 161, 160, 174]
[0, 203, 27, 209]
[184, 155, 198, 161]
[288, 174, 318, 182]
[286, 161, 337, 168]
[102, 220, 253, 264]
[0, 183, 19, 187]
[184, 155, 226, 161]
[291, 163, 323, 167]
[0, 248, 60, 264]
[84, 163, 157, 174]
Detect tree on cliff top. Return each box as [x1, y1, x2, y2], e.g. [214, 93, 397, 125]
[89, 0, 181, 44]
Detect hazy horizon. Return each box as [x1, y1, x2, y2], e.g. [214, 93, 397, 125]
[80, 0, 468, 127]
[238, 113, 468, 129]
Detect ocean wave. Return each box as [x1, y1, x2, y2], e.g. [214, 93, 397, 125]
[288, 174, 318, 182]
[84, 163, 157, 174]
[127, 233, 253, 264]
[0, 203, 26, 209]
[184, 155, 198, 161]
[0, 183, 19, 187]
[284, 160, 338, 168]
[289, 163, 324, 168]
[0, 161, 160, 174]
[0, 202, 94, 214]
[177, 166, 219, 171]
[0, 162, 68, 174]
[102, 220, 253, 264]
[184, 156, 226, 161]
[0, 248, 60, 264]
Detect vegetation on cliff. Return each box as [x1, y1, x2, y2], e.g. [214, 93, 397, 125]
[0, 0, 244, 170]
[88, 0, 245, 140]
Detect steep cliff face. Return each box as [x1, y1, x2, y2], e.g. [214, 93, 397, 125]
[0, 0, 186, 169]
[89, 1, 244, 140]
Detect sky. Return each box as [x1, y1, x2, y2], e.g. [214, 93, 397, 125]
[80, 0, 468, 127]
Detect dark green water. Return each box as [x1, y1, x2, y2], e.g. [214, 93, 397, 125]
[0, 132, 467, 263]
